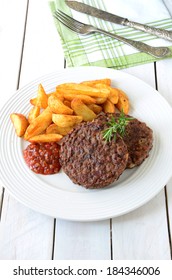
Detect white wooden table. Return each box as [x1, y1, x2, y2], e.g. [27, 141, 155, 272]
[0, 0, 172, 260]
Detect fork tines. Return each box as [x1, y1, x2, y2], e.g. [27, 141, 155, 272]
[54, 10, 83, 33]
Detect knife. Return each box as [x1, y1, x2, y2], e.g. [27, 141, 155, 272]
[65, 0, 172, 42]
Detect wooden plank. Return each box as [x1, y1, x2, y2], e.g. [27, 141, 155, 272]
[156, 59, 172, 250]
[0, 0, 64, 259]
[123, 63, 156, 88]
[112, 191, 170, 259]
[0, 0, 28, 208]
[0, 192, 54, 260]
[0, 0, 28, 105]
[54, 219, 111, 260]
[163, 0, 172, 16]
[19, 0, 64, 86]
[111, 64, 171, 259]
[156, 59, 172, 107]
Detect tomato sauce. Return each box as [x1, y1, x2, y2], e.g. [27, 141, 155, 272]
[23, 142, 61, 175]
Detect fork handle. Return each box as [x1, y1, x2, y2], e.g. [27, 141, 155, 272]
[96, 28, 170, 58]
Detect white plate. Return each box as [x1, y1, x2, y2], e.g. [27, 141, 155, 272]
[1, 66, 172, 221]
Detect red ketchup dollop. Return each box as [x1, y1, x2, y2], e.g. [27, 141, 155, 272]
[23, 142, 61, 175]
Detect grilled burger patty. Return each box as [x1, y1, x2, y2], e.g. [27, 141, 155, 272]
[123, 118, 153, 168]
[96, 113, 153, 168]
[59, 117, 128, 189]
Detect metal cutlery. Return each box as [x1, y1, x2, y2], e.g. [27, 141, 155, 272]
[65, 0, 172, 42]
[54, 10, 170, 58]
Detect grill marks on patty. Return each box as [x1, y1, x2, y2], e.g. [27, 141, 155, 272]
[59, 118, 128, 189]
[59, 113, 153, 189]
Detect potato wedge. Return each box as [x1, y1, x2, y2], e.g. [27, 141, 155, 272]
[63, 93, 96, 104]
[71, 98, 96, 121]
[30, 97, 38, 107]
[81, 78, 111, 86]
[103, 99, 115, 113]
[36, 84, 48, 108]
[108, 88, 119, 104]
[46, 123, 60, 134]
[46, 123, 73, 135]
[116, 89, 129, 114]
[87, 104, 102, 114]
[93, 83, 119, 104]
[29, 133, 63, 143]
[63, 100, 71, 108]
[24, 107, 52, 140]
[52, 114, 83, 127]
[30, 92, 62, 107]
[10, 113, 29, 137]
[48, 95, 73, 114]
[56, 83, 110, 98]
[53, 92, 64, 101]
[28, 106, 40, 123]
[47, 91, 56, 96]
[94, 97, 107, 104]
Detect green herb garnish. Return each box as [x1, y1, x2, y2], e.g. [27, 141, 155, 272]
[103, 111, 133, 142]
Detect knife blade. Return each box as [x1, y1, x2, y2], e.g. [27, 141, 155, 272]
[65, 0, 172, 42]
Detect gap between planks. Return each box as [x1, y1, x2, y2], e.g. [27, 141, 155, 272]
[16, 0, 30, 89]
[154, 62, 172, 259]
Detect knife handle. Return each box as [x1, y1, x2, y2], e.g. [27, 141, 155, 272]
[95, 28, 170, 58]
[125, 20, 172, 42]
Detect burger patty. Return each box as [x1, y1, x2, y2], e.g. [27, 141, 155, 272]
[59, 117, 128, 189]
[96, 113, 153, 168]
[123, 118, 153, 168]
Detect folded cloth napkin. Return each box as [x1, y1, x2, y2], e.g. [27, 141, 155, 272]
[49, 0, 172, 69]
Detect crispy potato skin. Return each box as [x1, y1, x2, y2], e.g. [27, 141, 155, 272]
[46, 124, 73, 136]
[10, 79, 130, 143]
[71, 98, 96, 121]
[48, 95, 73, 115]
[28, 106, 40, 123]
[52, 114, 83, 128]
[116, 89, 129, 114]
[24, 107, 52, 140]
[10, 113, 29, 137]
[28, 133, 62, 143]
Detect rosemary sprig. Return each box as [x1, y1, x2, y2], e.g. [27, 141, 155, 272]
[103, 111, 133, 142]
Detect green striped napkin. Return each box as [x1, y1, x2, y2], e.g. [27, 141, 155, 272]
[49, 0, 172, 69]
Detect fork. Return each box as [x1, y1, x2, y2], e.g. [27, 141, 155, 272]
[54, 10, 170, 58]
